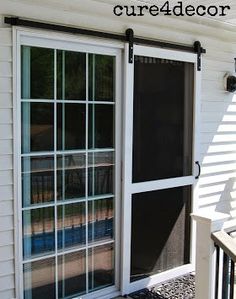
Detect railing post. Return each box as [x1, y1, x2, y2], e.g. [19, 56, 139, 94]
[191, 211, 230, 299]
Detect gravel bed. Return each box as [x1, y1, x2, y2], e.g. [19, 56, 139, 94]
[128, 274, 195, 299]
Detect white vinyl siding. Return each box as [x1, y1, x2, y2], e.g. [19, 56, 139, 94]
[0, 1, 236, 298]
[0, 21, 14, 299]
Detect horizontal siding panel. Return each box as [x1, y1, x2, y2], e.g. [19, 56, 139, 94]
[201, 143, 236, 154]
[0, 46, 12, 62]
[202, 153, 236, 164]
[199, 180, 236, 191]
[198, 193, 222, 206]
[200, 123, 236, 133]
[0, 274, 14, 292]
[203, 59, 233, 71]
[0, 185, 13, 201]
[205, 42, 236, 54]
[198, 183, 226, 196]
[201, 162, 236, 175]
[201, 123, 220, 133]
[200, 37, 236, 52]
[0, 260, 14, 277]
[202, 70, 227, 82]
[0, 140, 13, 154]
[201, 133, 236, 144]
[0, 200, 13, 216]
[201, 93, 233, 103]
[0, 29, 12, 46]
[0, 170, 13, 186]
[203, 50, 235, 64]
[201, 101, 229, 112]
[0, 215, 13, 232]
[0, 77, 12, 93]
[0, 245, 14, 262]
[201, 112, 225, 123]
[0, 109, 12, 124]
[199, 172, 236, 186]
[222, 115, 236, 121]
[0, 230, 14, 247]
[201, 91, 232, 103]
[226, 104, 236, 112]
[0, 125, 13, 140]
[202, 80, 224, 91]
[0, 62, 12, 77]
[0, 93, 12, 108]
[0, 288, 15, 299]
[201, 133, 215, 144]
[224, 219, 236, 230]
[0, 155, 13, 170]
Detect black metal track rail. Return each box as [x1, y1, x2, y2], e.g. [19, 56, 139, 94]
[4, 16, 206, 68]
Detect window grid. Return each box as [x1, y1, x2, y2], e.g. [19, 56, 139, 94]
[22, 194, 114, 211]
[85, 51, 89, 294]
[21, 47, 116, 299]
[21, 99, 115, 104]
[54, 48, 59, 299]
[22, 239, 115, 264]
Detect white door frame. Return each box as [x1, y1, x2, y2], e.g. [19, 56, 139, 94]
[13, 28, 201, 298]
[13, 28, 123, 299]
[121, 43, 201, 295]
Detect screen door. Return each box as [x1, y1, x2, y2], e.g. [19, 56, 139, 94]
[121, 45, 200, 293]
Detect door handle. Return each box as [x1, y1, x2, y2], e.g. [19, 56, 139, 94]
[195, 161, 201, 179]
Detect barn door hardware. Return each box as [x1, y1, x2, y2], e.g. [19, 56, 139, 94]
[194, 41, 206, 71]
[5, 17, 206, 66]
[126, 28, 134, 64]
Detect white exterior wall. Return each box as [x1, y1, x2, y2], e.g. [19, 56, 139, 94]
[0, 15, 15, 299]
[1, 0, 236, 297]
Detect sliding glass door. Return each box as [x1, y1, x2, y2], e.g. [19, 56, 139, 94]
[20, 40, 121, 299]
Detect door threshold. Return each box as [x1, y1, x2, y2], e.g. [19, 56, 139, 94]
[127, 264, 194, 294]
[127, 273, 195, 299]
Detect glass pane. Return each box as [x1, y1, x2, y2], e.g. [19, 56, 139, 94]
[57, 154, 86, 201]
[88, 244, 114, 292]
[88, 198, 114, 244]
[57, 203, 86, 250]
[58, 251, 86, 298]
[131, 186, 191, 282]
[21, 102, 54, 153]
[24, 258, 55, 299]
[88, 152, 114, 197]
[21, 46, 54, 99]
[88, 104, 114, 149]
[89, 54, 115, 102]
[133, 56, 194, 182]
[57, 103, 86, 150]
[57, 50, 86, 100]
[23, 207, 55, 259]
[22, 156, 54, 207]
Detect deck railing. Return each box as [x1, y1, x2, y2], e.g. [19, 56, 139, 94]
[192, 211, 230, 299]
[211, 231, 236, 299]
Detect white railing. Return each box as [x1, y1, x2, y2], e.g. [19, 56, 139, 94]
[191, 211, 232, 299]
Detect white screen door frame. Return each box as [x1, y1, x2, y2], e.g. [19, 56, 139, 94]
[121, 43, 201, 295]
